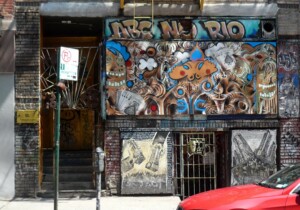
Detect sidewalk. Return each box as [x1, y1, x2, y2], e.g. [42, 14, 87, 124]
[0, 196, 181, 210]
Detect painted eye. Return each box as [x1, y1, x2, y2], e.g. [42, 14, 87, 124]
[198, 62, 204, 69]
[126, 80, 134, 88]
[246, 74, 253, 82]
[139, 74, 144, 80]
[116, 57, 124, 65]
[147, 47, 156, 57]
[201, 81, 212, 91]
[177, 89, 184, 95]
[106, 56, 113, 63]
[183, 65, 189, 70]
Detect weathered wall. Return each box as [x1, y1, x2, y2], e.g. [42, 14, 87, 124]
[280, 119, 300, 166]
[278, 40, 300, 166]
[278, 7, 300, 36]
[15, 1, 40, 197]
[104, 129, 121, 194]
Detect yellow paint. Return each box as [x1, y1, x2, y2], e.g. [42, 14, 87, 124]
[17, 110, 39, 124]
[200, 0, 205, 12]
[120, 0, 124, 9]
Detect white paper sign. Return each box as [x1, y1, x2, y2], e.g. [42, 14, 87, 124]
[59, 47, 79, 81]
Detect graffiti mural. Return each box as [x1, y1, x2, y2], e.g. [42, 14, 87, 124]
[281, 121, 300, 166]
[104, 18, 277, 116]
[231, 129, 277, 185]
[278, 41, 300, 118]
[104, 41, 277, 116]
[121, 131, 169, 194]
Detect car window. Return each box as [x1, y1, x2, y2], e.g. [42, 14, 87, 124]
[258, 164, 300, 189]
[292, 184, 300, 194]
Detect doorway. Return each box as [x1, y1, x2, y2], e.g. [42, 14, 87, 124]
[174, 131, 229, 199]
[39, 16, 102, 196]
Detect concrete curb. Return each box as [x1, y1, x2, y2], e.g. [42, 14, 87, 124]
[0, 196, 181, 210]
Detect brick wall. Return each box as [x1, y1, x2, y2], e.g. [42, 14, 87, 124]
[104, 129, 121, 194]
[280, 119, 300, 166]
[15, 2, 40, 197]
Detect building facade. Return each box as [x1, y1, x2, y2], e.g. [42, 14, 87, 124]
[2, 0, 299, 199]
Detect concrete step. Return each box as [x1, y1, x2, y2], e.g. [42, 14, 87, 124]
[43, 173, 94, 182]
[43, 158, 93, 166]
[43, 165, 94, 174]
[41, 150, 95, 194]
[42, 181, 95, 190]
[36, 189, 97, 198]
[43, 150, 93, 159]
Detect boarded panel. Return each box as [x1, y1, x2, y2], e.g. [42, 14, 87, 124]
[121, 131, 169, 194]
[231, 129, 277, 185]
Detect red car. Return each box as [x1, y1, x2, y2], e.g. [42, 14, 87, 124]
[177, 163, 300, 210]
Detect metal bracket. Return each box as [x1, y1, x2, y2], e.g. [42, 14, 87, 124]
[133, 0, 154, 33]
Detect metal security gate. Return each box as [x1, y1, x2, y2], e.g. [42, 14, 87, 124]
[174, 132, 216, 199]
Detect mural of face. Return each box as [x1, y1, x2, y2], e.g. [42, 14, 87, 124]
[105, 41, 130, 112]
[169, 59, 217, 81]
[198, 72, 253, 114]
[106, 49, 127, 88]
[241, 43, 277, 114]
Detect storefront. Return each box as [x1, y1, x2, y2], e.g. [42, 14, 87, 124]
[103, 16, 280, 198]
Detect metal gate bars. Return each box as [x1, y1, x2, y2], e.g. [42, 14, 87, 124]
[174, 132, 217, 199]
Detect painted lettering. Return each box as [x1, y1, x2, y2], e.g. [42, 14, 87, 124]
[204, 21, 245, 40]
[110, 21, 131, 39]
[160, 20, 193, 39]
[110, 20, 153, 39]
